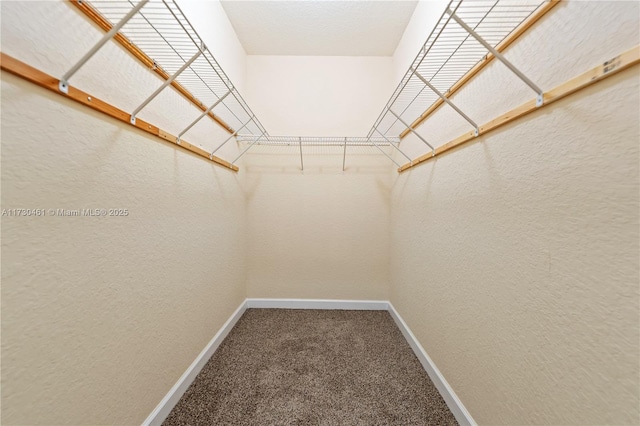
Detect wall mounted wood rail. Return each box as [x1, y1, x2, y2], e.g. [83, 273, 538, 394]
[398, 45, 640, 173]
[0, 52, 239, 171]
[68, 0, 235, 135]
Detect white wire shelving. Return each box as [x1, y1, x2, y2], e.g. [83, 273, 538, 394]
[236, 136, 400, 147]
[63, 0, 268, 164]
[369, 0, 548, 161]
[236, 135, 401, 171]
[65, 0, 550, 170]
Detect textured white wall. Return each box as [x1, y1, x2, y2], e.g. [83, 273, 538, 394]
[243, 55, 395, 300]
[1, 1, 248, 424]
[245, 55, 394, 136]
[244, 150, 392, 300]
[390, 1, 640, 424]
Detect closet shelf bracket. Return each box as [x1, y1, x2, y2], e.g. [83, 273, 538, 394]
[447, 9, 544, 107]
[373, 130, 413, 164]
[232, 132, 265, 165]
[389, 109, 435, 153]
[59, 0, 149, 94]
[211, 117, 253, 158]
[178, 90, 232, 145]
[410, 67, 479, 136]
[130, 45, 204, 125]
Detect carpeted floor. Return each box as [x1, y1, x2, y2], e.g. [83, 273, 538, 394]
[163, 309, 458, 425]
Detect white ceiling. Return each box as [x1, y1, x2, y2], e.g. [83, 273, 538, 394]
[220, 1, 419, 56]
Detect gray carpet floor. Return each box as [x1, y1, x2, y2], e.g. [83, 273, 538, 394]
[163, 309, 458, 425]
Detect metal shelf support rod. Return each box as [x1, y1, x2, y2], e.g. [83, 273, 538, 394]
[447, 9, 544, 106]
[388, 109, 436, 153]
[130, 44, 204, 124]
[168, 0, 269, 136]
[232, 132, 266, 165]
[177, 90, 231, 142]
[366, 0, 459, 138]
[210, 118, 253, 157]
[342, 137, 347, 171]
[59, 0, 149, 94]
[374, 129, 414, 163]
[370, 138, 402, 168]
[411, 67, 479, 135]
[299, 136, 304, 171]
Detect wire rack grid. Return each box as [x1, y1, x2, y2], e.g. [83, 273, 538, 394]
[370, 0, 547, 141]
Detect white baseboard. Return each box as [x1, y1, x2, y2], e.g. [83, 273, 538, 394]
[387, 302, 476, 426]
[246, 298, 389, 311]
[141, 299, 248, 426]
[142, 298, 475, 426]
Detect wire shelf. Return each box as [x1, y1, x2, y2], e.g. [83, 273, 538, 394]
[236, 135, 402, 171]
[84, 0, 267, 137]
[236, 135, 400, 147]
[369, 0, 547, 141]
[69, 0, 550, 169]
